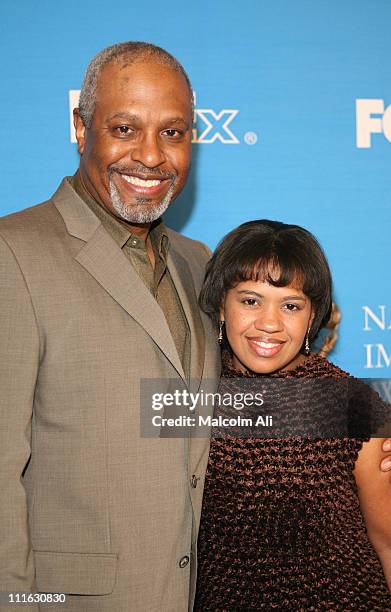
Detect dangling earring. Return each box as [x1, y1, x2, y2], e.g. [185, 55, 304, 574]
[218, 320, 225, 344]
[304, 331, 310, 355]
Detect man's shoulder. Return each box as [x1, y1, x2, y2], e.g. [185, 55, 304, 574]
[0, 198, 56, 228]
[0, 178, 77, 246]
[0, 198, 61, 251]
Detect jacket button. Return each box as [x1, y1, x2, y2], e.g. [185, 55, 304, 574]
[179, 555, 190, 568]
[191, 474, 199, 488]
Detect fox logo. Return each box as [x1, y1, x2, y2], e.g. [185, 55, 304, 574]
[356, 99, 391, 148]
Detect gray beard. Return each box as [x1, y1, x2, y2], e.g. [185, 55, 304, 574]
[109, 178, 175, 224]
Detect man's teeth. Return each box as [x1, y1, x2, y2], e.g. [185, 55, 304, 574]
[122, 175, 162, 187]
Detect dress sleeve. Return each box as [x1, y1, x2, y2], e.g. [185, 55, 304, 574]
[347, 377, 391, 440]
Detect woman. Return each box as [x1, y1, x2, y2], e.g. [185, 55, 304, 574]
[194, 220, 391, 610]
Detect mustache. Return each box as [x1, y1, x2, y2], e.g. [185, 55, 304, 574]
[109, 163, 176, 181]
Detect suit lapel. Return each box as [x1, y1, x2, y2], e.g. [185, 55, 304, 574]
[168, 245, 205, 389]
[53, 179, 186, 381]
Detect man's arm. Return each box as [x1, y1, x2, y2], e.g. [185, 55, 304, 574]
[354, 438, 391, 591]
[381, 439, 391, 471]
[0, 234, 39, 597]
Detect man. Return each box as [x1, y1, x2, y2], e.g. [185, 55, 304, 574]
[0, 42, 219, 611]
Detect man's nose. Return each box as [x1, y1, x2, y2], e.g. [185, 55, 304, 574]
[130, 133, 165, 168]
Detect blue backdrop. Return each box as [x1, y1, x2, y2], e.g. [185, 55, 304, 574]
[1, 0, 390, 377]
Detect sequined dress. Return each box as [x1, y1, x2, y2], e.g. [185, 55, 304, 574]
[194, 354, 391, 611]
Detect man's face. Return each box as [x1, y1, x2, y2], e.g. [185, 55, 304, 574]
[74, 59, 192, 225]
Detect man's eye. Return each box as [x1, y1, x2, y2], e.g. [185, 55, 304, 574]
[162, 129, 182, 138]
[115, 126, 132, 136]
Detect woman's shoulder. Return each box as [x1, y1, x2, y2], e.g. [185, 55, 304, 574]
[279, 353, 352, 379]
[220, 350, 353, 379]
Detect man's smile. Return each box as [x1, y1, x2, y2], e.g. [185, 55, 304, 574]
[110, 164, 176, 198]
[116, 171, 171, 196]
[122, 176, 162, 187]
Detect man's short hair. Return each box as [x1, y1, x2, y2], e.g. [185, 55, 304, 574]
[78, 41, 193, 128]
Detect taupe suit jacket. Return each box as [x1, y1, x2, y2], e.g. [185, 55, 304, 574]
[0, 179, 220, 611]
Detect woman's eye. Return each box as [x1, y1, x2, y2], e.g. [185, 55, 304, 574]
[242, 298, 257, 306]
[284, 303, 300, 311]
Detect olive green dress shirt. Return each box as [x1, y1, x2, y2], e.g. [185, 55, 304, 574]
[70, 172, 190, 379]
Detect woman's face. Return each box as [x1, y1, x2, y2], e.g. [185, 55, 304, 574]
[220, 279, 314, 374]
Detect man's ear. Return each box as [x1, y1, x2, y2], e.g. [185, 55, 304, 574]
[73, 108, 86, 155]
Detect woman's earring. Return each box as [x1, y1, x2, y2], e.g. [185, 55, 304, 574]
[304, 331, 310, 355]
[218, 321, 225, 344]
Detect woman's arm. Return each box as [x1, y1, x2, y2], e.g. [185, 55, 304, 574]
[354, 438, 391, 590]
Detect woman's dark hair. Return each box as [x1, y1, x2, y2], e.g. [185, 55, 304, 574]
[199, 220, 332, 341]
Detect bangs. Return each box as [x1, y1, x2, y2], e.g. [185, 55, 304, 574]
[233, 255, 305, 290]
[223, 234, 306, 292]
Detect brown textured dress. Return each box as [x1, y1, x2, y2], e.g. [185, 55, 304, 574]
[194, 354, 391, 611]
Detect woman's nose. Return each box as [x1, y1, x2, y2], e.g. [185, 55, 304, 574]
[253, 307, 283, 332]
